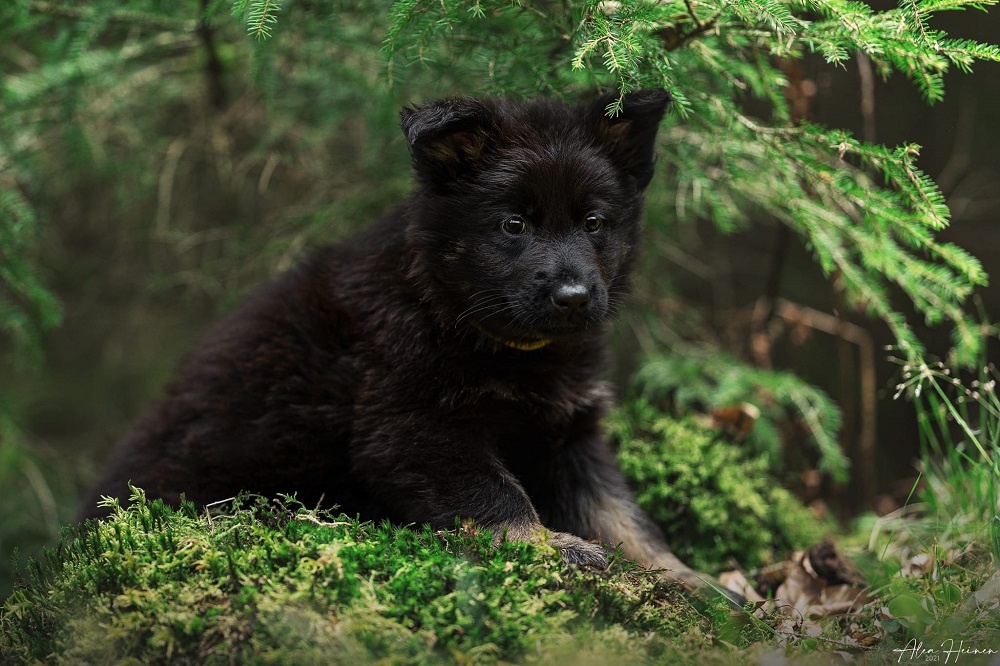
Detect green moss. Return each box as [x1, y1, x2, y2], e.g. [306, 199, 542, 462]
[1, 405, 839, 664]
[1, 488, 712, 665]
[611, 399, 831, 573]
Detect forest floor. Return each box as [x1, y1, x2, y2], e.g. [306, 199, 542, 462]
[0, 471, 996, 665]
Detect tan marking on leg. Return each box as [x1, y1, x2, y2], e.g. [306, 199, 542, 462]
[592, 494, 691, 574]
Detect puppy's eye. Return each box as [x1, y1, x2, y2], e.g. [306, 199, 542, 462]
[502, 217, 527, 236]
[583, 214, 604, 233]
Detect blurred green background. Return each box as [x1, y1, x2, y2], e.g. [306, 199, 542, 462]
[1, 0, 998, 599]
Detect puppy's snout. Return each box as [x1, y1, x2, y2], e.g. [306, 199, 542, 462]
[550, 283, 590, 313]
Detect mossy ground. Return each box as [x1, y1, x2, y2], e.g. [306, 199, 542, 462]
[2, 414, 997, 665]
[0, 491, 717, 665]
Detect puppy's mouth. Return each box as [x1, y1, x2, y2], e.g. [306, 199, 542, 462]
[472, 318, 599, 351]
[459, 286, 607, 350]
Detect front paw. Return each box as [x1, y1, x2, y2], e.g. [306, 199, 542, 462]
[546, 531, 608, 569]
[492, 523, 607, 569]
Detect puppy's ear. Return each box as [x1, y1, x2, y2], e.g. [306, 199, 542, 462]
[400, 98, 497, 184]
[589, 88, 671, 190]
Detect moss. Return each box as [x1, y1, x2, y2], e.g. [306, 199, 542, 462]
[1, 404, 837, 664]
[611, 399, 831, 573]
[1, 488, 713, 665]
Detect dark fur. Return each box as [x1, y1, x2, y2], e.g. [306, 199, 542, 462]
[81, 90, 723, 593]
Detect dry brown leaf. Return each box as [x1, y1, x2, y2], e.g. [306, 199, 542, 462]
[773, 544, 869, 618]
[900, 552, 933, 577]
[961, 570, 1000, 613]
[818, 585, 871, 615]
[775, 560, 824, 617]
[719, 569, 766, 603]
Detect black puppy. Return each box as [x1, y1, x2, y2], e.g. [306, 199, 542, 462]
[81, 89, 716, 593]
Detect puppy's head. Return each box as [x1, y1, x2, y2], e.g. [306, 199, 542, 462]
[402, 90, 671, 348]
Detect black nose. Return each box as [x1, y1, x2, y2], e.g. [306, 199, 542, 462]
[551, 283, 590, 313]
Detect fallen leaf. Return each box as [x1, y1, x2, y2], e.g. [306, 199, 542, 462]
[900, 552, 932, 577]
[775, 560, 824, 617]
[719, 569, 766, 603]
[773, 544, 869, 618]
[961, 570, 1000, 613]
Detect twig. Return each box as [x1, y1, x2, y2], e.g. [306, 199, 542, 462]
[683, 0, 701, 27]
[198, 0, 227, 110]
[519, 1, 571, 40]
[750, 225, 790, 369]
[936, 85, 976, 195]
[856, 52, 877, 144]
[772, 298, 878, 506]
[155, 138, 189, 237]
[296, 513, 350, 528]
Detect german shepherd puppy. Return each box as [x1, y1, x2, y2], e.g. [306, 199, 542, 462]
[80, 89, 724, 596]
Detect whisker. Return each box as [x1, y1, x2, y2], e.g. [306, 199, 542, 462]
[455, 295, 506, 318]
[461, 301, 519, 328]
[455, 294, 509, 325]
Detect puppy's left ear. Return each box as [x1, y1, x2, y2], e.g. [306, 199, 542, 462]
[400, 98, 498, 185]
[589, 88, 671, 190]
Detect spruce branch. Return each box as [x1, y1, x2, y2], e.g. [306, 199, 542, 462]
[236, 0, 282, 41]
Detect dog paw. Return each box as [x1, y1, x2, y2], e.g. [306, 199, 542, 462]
[546, 531, 608, 569]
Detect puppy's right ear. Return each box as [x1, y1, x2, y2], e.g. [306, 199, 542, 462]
[400, 98, 497, 184]
[588, 88, 672, 191]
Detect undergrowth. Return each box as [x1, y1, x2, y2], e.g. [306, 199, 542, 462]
[2, 395, 997, 664]
[0, 415, 827, 665]
[611, 400, 831, 573]
[0, 488, 714, 665]
[845, 358, 1000, 663]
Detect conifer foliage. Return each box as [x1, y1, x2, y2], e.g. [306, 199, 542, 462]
[381, 0, 998, 364]
[2, 0, 998, 367]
